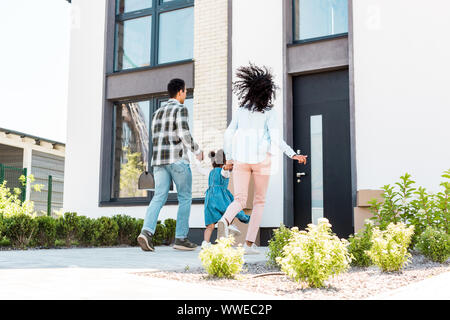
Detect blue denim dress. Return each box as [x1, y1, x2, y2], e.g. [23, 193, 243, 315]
[204, 168, 250, 226]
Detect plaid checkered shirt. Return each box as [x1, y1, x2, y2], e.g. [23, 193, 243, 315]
[151, 99, 201, 166]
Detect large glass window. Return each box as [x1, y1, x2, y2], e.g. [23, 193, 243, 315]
[293, 0, 348, 41]
[111, 95, 205, 202]
[114, 0, 194, 72]
[112, 101, 151, 199]
[158, 7, 194, 64]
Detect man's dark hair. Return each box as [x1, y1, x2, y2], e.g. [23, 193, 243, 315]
[168, 78, 186, 98]
[232, 63, 279, 113]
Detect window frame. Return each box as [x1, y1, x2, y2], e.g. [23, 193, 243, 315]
[292, 0, 349, 44]
[106, 92, 204, 207]
[114, 0, 195, 73]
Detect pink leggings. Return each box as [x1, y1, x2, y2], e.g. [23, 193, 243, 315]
[223, 154, 272, 243]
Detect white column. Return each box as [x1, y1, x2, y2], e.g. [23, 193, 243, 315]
[22, 146, 33, 201]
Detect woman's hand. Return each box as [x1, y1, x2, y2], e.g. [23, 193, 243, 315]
[292, 154, 308, 165]
[223, 160, 234, 171]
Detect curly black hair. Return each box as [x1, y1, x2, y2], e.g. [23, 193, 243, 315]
[232, 63, 279, 113]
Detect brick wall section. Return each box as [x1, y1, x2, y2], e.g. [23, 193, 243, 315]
[191, 0, 229, 198]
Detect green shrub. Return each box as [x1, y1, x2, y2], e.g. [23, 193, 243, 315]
[56, 212, 81, 246]
[32, 215, 57, 247]
[112, 214, 139, 245]
[0, 236, 10, 247]
[277, 218, 351, 288]
[76, 216, 98, 247]
[153, 221, 167, 246]
[348, 220, 375, 267]
[0, 180, 35, 218]
[415, 226, 450, 263]
[95, 217, 119, 246]
[164, 218, 176, 245]
[199, 235, 244, 279]
[367, 222, 415, 272]
[369, 170, 450, 246]
[3, 213, 37, 248]
[267, 224, 293, 268]
[133, 218, 144, 246]
[0, 213, 4, 238]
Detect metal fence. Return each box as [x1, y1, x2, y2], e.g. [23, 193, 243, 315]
[0, 163, 63, 216]
[0, 163, 27, 202]
[30, 167, 64, 216]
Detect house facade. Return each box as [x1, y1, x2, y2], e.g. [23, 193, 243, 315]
[64, 0, 450, 244]
[0, 128, 65, 214]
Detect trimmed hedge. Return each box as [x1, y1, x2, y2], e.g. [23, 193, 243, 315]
[0, 212, 174, 250]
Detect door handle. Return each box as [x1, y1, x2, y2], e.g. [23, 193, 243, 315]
[296, 172, 306, 183]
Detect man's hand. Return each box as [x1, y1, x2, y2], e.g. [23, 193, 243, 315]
[196, 151, 204, 162]
[292, 154, 308, 165]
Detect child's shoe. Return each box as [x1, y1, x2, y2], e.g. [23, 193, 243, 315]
[228, 224, 241, 236]
[217, 217, 229, 238]
[201, 241, 211, 249]
[243, 243, 259, 255]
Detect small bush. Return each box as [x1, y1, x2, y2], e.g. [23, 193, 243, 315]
[348, 220, 375, 267]
[164, 218, 176, 245]
[367, 222, 414, 272]
[3, 213, 37, 248]
[153, 221, 167, 246]
[199, 235, 244, 279]
[113, 214, 139, 245]
[95, 217, 119, 246]
[277, 218, 351, 288]
[267, 224, 293, 268]
[133, 218, 144, 246]
[32, 215, 57, 248]
[56, 212, 81, 246]
[0, 237, 10, 247]
[0, 213, 4, 238]
[76, 216, 98, 247]
[415, 227, 450, 263]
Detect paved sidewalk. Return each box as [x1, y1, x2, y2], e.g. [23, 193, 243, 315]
[366, 271, 450, 300]
[0, 246, 280, 300]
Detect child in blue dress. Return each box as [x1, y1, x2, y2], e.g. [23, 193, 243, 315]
[193, 149, 250, 248]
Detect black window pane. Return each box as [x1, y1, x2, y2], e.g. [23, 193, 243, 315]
[116, 0, 152, 14]
[115, 16, 152, 71]
[158, 7, 194, 64]
[294, 0, 348, 41]
[112, 101, 150, 199]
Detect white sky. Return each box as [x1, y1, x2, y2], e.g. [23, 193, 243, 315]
[0, 0, 71, 143]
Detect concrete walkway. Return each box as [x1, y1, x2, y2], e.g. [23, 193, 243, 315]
[1, 246, 449, 300]
[366, 271, 450, 300]
[0, 246, 281, 300]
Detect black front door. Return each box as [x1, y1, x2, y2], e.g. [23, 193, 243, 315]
[292, 69, 353, 238]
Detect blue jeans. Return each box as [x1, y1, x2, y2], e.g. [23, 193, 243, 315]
[142, 160, 192, 239]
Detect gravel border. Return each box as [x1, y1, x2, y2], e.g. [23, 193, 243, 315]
[135, 252, 450, 300]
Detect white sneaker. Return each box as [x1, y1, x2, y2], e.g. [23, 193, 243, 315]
[228, 224, 241, 236]
[243, 243, 260, 255]
[201, 241, 211, 249]
[217, 217, 229, 238]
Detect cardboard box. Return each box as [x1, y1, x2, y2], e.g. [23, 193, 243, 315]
[353, 207, 375, 233]
[356, 189, 384, 207]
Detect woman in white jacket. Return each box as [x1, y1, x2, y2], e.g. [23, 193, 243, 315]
[219, 63, 307, 254]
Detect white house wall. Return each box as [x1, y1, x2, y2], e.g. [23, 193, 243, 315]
[64, 0, 203, 224]
[352, 0, 450, 192]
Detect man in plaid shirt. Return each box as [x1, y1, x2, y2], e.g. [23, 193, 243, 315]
[138, 79, 204, 252]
